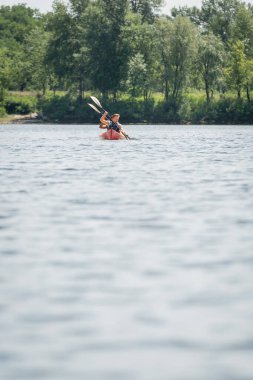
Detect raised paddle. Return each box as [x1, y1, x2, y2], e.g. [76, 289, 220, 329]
[88, 103, 110, 118]
[90, 96, 106, 113]
[89, 97, 134, 140]
[88, 102, 130, 139]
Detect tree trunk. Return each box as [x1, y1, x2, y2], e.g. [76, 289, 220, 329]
[78, 78, 83, 100]
[172, 76, 177, 98]
[205, 79, 210, 103]
[42, 82, 46, 96]
[246, 84, 251, 101]
[130, 0, 138, 12]
[165, 78, 169, 100]
[237, 87, 241, 99]
[0, 86, 4, 102]
[144, 89, 148, 102]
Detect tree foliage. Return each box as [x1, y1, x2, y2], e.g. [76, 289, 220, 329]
[196, 32, 225, 102]
[156, 16, 197, 99]
[0, 48, 12, 100]
[0, 0, 253, 122]
[127, 53, 147, 98]
[129, 0, 163, 22]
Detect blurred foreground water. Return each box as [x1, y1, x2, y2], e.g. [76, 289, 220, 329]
[0, 124, 253, 380]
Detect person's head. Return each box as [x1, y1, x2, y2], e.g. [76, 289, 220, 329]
[110, 113, 120, 123]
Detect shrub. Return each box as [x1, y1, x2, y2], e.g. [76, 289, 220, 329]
[153, 98, 181, 123]
[38, 95, 98, 123]
[38, 93, 253, 124]
[4, 95, 37, 114]
[39, 95, 155, 123]
[0, 105, 7, 117]
[189, 98, 253, 124]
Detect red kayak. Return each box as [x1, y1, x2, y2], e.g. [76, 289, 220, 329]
[100, 129, 126, 140]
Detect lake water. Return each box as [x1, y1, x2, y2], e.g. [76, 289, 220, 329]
[0, 124, 253, 380]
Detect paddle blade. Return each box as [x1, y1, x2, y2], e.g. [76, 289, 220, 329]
[90, 96, 103, 109]
[88, 103, 101, 114]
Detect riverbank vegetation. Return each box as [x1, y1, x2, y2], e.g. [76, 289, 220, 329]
[1, 0, 253, 124]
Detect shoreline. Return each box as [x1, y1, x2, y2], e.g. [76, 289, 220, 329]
[0, 113, 42, 125]
[1, 114, 253, 126]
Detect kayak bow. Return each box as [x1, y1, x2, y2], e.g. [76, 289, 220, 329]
[100, 129, 126, 140]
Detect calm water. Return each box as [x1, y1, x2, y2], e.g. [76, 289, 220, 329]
[0, 124, 253, 380]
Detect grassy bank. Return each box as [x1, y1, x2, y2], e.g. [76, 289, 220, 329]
[0, 113, 40, 124]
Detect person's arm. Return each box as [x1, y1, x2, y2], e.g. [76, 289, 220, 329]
[100, 111, 109, 127]
[118, 123, 130, 139]
[99, 123, 107, 129]
[118, 123, 125, 133]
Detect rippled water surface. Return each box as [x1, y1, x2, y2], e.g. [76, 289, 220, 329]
[1, 124, 253, 380]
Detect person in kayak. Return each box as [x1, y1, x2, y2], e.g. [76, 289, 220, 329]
[99, 112, 127, 137]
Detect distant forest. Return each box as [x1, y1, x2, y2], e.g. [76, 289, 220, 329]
[1, 0, 253, 124]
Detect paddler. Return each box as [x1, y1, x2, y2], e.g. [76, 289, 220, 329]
[99, 112, 127, 138]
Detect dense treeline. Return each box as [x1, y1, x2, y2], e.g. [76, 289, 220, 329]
[0, 0, 253, 123]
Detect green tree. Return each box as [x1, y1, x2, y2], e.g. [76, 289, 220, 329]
[156, 16, 197, 99]
[86, 0, 129, 97]
[122, 12, 159, 99]
[0, 4, 43, 91]
[200, 0, 240, 44]
[0, 4, 40, 45]
[230, 4, 253, 100]
[0, 48, 12, 100]
[231, 4, 253, 56]
[46, 1, 75, 84]
[46, 0, 90, 98]
[127, 53, 147, 98]
[25, 27, 50, 94]
[245, 59, 253, 101]
[70, 0, 90, 16]
[171, 6, 202, 26]
[196, 33, 225, 102]
[225, 40, 247, 98]
[129, 0, 163, 23]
